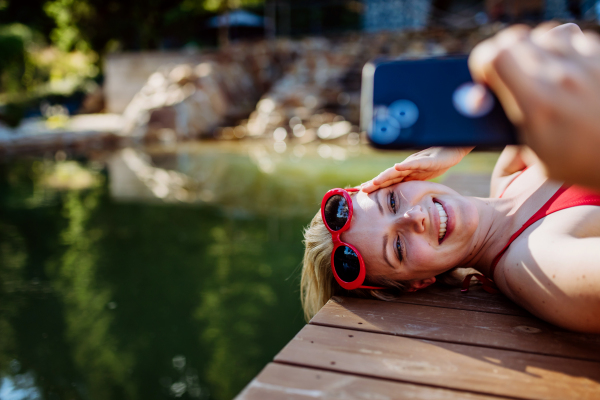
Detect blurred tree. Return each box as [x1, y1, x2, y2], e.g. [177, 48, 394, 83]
[48, 189, 136, 398]
[0, 160, 85, 399]
[0, 222, 26, 375]
[40, 0, 265, 53]
[0, 24, 42, 93]
[0, 0, 364, 57]
[44, 0, 93, 52]
[0, 0, 55, 38]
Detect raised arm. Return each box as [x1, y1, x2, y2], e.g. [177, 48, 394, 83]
[490, 145, 539, 197]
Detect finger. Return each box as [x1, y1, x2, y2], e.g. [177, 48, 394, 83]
[492, 42, 550, 124]
[469, 25, 530, 85]
[533, 23, 584, 57]
[575, 30, 600, 57]
[360, 179, 379, 193]
[394, 158, 427, 170]
[393, 155, 439, 173]
[372, 169, 410, 185]
[361, 183, 379, 193]
[532, 21, 561, 36]
[371, 167, 396, 185]
[538, 22, 583, 38]
[372, 166, 402, 184]
[470, 30, 549, 125]
[375, 177, 405, 190]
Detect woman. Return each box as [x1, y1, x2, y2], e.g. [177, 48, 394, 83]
[301, 146, 600, 333]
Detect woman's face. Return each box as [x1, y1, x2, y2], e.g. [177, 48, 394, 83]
[341, 181, 479, 286]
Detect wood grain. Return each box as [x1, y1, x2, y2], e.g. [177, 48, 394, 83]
[393, 284, 531, 317]
[237, 363, 511, 400]
[311, 296, 600, 362]
[275, 324, 600, 400]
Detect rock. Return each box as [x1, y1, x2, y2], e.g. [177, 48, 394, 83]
[121, 26, 507, 145]
[121, 40, 294, 140]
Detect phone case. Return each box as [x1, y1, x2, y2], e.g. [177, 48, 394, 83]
[360, 56, 518, 149]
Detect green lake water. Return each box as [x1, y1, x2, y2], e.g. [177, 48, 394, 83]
[0, 141, 499, 400]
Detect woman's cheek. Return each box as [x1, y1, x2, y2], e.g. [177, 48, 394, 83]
[410, 242, 438, 267]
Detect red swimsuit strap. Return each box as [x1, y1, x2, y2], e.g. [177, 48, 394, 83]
[462, 174, 600, 293]
[490, 184, 600, 279]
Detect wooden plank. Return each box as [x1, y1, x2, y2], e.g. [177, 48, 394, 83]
[311, 297, 600, 362]
[275, 324, 600, 400]
[393, 284, 532, 317]
[237, 363, 511, 399]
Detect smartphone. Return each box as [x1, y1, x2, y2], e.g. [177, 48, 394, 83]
[360, 56, 518, 149]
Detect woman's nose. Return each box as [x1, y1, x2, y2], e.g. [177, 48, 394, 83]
[401, 205, 426, 233]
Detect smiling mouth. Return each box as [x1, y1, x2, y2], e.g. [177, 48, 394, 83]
[434, 200, 447, 242]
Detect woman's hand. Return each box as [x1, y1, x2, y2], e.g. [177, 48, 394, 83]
[469, 23, 600, 190]
[361, 147, 474, 193]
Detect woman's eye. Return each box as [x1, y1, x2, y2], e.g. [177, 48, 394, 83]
[389, 191, 397, 213]
[395, 236, 403, 262]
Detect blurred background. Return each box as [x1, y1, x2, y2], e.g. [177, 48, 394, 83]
[0, 1, 598, 399]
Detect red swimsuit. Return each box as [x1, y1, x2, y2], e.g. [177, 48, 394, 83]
[462, 171, 600, 294]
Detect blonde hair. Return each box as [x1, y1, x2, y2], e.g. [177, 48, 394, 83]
[300, 208, 408, 321]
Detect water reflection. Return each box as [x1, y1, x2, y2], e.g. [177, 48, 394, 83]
[0, 142, 497, 399]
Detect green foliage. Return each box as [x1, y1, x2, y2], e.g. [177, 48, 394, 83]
[40, 0, 265, 53]
[0, 22, 98, 127]
[196, 225, 279, 398]
[0, 222, 26, 374]
[183, 0, 265, 13]
[0, 0, 363, 59]
[44, 0, 93, 52]
[0, 24, 41, 94]
[52, 189, 136, 398]
[29, 47, 98, 89]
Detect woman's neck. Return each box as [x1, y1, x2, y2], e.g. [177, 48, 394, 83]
[455, 164, 561, 277]
[458, 196, 520, 276]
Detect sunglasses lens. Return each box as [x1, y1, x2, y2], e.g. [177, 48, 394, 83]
[333, 246, 361, 283]
[324, 194, 350, 231]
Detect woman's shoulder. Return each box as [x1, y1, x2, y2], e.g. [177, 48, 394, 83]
[499, 199, 600, 275]
[495, 212, 600, 332]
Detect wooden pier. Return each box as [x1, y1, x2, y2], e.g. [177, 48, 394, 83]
[237, 285, 600, 399]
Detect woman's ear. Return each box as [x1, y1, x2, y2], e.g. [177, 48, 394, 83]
[407, 277, 436, 292]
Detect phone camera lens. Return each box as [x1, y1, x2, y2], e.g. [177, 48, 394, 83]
[388, 100, 419, 128]
[370, 106, 401, 144]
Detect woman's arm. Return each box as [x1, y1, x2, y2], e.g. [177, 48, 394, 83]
[490, 145, 539, 197]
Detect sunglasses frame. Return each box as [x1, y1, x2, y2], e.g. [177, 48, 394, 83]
[321, 188, 385, 290]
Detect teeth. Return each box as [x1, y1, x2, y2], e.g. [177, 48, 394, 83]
[435, 202, 448, 240]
